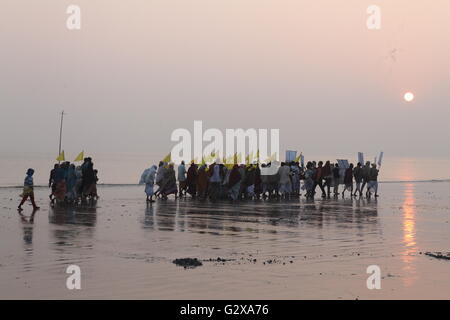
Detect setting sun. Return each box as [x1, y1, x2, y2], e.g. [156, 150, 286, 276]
[404, 92, 415, 102]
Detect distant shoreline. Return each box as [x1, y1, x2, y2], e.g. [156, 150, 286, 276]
[1, 179, 450, 189]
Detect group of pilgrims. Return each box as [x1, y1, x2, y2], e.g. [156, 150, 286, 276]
[139, 159, 380, 203]
[47, 157, 99, 204]
[17, 155, 380, 211]
[17, 157, 99, 211]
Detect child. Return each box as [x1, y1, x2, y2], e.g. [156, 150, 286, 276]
[18, 168, 40, 211]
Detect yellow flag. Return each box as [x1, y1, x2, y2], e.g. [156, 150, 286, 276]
[162, 153, 171, 163]
[56, 150, 65, 161]
[295, 154, 301, 162]
[74, 151, 84, 162]
[225, 163, 234, 169]
[246, 152, 254, 165]
[225, 154, 233, 165]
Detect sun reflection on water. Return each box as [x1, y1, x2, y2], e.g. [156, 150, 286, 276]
[402, 183, 418, 286]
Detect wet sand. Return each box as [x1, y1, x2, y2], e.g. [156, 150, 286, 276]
[1, 182, 450, 299]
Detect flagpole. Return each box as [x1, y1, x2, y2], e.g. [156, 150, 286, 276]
[58, 110, 65, 163]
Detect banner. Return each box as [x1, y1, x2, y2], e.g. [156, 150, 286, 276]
[357, 152, 364, 165]
[337, 159, 349, 169]
[285, 150, 297, 162]
[377, 151, 384, 167]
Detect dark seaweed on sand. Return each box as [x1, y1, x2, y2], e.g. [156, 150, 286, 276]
[173, 258, 203, 268]
[425, 252, 450, 260]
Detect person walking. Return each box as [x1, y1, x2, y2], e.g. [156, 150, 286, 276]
[342, 163, 354, 198]
[18, 169, 40, 211]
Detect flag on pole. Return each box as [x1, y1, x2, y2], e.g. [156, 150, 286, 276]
[56, 150, 65, 161]
[74, 151, 84, 162]
[162, 153, 171, 163]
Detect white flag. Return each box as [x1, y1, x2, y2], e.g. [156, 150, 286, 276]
[358, 152, 364, 165]
[377, 151, 384, 167]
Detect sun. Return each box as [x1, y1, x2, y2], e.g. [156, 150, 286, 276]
[404, 92, 414, 102]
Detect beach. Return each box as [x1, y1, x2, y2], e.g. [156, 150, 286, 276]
[1, 182, 450, 299]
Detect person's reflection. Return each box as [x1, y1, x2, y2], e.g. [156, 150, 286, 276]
[302, 201, 323, 228]
[143, 202, 157, 230]
[48, 203, 97, 226]
[48, 204, 97, 254]
[18, 209, 37, 245]
[155, 202, 176, 231]
[353, 197, 379, 236]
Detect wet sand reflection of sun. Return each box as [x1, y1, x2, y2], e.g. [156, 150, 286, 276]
[402, 183, 418, 287]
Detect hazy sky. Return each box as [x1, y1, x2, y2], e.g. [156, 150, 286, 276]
[1, 0, 450, 160]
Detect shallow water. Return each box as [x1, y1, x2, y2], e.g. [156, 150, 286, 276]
[0, 182, 450, 299]
[2, 152, 450, 186]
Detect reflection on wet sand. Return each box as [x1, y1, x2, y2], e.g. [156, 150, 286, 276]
[18, 210, 37, 273]
[402, 183, 418, 287]
[3, 183, 450, 299]
[48, 203, 98, 257]
[141, 198, 379, 238]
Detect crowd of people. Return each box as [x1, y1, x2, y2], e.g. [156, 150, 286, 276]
[17, 157, 379, 211]
[140, 159, 380, 202]
[17, 157, 99, 210]
[48, 157, 99, 204]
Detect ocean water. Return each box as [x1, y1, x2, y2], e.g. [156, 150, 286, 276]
[1, 152, 450, 186]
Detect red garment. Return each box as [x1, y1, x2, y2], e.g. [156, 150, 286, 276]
[315, 167, 323, 181]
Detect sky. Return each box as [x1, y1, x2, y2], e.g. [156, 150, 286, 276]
[1, 0, 450, 163]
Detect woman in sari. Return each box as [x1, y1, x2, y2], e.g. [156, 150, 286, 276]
[228, 165, 241, 201]
[144, 165, 157, 202]
[82, 161, 96, 199]
[186, 162, 198, 198]
[160, 164, 177, 199]
[304, 162, 315, 199]
[53, 164, 67, 203]
[196, 165, 208, 199]
[65, 164, 77, 201]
